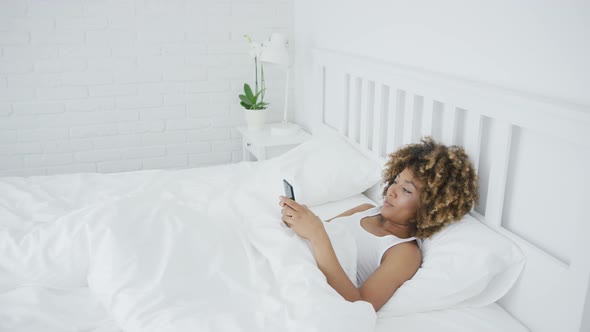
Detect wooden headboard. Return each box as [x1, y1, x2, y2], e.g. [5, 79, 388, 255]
[310, 49, 590, 332]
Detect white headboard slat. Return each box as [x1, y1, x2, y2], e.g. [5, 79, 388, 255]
[483, 121, 513, 227]
[359, 79, 372, 151]
[387, 88, 403, 154]
[449, 104, 461, 145]
[402, 92, 416, 145]
[462, 110, 482, 173]
[371, 83, 386, 159]
[420, 97, 434, 139]
[348, 76, 360, 144]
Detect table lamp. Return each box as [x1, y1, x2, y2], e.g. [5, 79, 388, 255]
[259, 33, 299, 135]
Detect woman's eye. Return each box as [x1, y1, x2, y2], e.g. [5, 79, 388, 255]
[403, 188, 412, 194]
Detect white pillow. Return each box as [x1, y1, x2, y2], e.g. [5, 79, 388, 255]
[267, 133, 383, 206]
[378, 213, 525, 317]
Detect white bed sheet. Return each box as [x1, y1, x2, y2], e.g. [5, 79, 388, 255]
[0, 162, 375, 332]
[376, 303, 529, 332]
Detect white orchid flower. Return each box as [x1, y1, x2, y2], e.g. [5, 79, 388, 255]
[248, 42, 261, 58]
[244, 34, 261, 59]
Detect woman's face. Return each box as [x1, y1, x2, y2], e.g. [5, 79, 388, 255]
[381, 168, 423, 226]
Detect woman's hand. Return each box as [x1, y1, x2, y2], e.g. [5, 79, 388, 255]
[279, 197, 364, 306]
[279, 196, 324, 242]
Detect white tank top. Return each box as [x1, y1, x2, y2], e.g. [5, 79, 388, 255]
[335, 206, 417, 286]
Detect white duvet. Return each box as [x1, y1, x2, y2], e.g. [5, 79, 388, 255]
[0, 161, 376, 332]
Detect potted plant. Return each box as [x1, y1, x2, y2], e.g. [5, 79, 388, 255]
[239, 35, 268, 130]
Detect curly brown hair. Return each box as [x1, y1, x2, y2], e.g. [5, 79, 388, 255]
[382, 137, 479, 239]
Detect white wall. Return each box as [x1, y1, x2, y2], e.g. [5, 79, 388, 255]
[292, 0, 590, 130]
[0, 0, 291, 177]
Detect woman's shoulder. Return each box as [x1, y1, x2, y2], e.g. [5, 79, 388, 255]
[382, 240, 422, 266]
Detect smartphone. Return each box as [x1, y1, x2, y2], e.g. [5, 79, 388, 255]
[283, 179, 295, 201]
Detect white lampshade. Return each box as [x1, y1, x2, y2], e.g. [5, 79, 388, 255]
[259, 33, 289, 66]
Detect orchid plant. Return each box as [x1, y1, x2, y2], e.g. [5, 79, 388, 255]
[239, 35, 268, 110]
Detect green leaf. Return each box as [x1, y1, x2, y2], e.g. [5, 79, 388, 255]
[239, 94, 252, 105]
[240, 102, 250, 108]
[244, 83, 254, 100]
[252, 101, 267, 109]
[252, 90, 263, 101]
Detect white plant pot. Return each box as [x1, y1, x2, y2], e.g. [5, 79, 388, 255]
[244, 109, 268, 131]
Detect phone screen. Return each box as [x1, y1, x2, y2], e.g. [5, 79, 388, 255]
[283, 179, 295, 201]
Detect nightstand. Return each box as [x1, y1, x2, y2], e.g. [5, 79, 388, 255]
[237, 123, 311, 161]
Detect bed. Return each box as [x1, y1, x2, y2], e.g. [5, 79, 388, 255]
[1, 49, 589, 332]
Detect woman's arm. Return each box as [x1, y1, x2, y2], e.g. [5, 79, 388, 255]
[325, 203, 375, 222]
[358, 242, 421, 311]
[311, 233, 421, 311]
[279, 197, 421, 311]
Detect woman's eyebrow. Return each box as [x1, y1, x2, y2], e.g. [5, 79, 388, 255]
[404, 179, 418, 190]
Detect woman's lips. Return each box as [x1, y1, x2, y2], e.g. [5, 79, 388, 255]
[384, 201, 393, 207]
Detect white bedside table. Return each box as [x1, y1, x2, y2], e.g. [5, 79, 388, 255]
[237, 123, 311, 161]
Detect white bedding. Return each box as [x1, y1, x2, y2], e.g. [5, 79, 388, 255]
[0, 158, 527, 332]
[1, 161, 376, 332]
[376, 303, 528, 332]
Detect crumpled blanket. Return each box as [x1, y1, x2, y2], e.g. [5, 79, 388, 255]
[0, 161, 375, 332]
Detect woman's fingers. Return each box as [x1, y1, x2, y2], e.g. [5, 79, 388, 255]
[279, 196, 302, 211]
[280, 198, 315, 221]
[279, 196, 316, 231]
[281, 206, 293, 227]
[281, 204, 295, 215]
[282, 216, 292, 227]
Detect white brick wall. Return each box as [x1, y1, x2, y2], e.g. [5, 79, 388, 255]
[0, 0, 291, 177]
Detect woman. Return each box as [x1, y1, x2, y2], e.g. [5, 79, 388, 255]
[279, 137, 478, 312]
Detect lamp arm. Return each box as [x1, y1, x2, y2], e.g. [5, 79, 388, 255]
[283, 65, 291, 123]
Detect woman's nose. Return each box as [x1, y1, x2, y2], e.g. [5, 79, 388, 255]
[388, 185, 397, 197]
